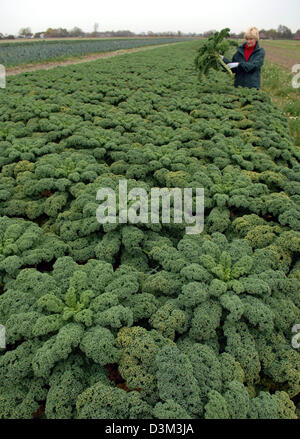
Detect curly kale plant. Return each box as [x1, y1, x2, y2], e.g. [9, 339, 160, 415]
[0, 216, 67, 285]
[194, 28, 238, 78]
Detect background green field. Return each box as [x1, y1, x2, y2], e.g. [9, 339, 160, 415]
[0, 37, 193, 67]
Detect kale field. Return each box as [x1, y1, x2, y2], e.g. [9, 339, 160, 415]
[0, 40, 299, 419]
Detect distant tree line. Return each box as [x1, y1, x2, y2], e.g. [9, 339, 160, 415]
[0, 24, 299, 40]
[0, 25, 195, 39]
[258, 25, 300, 40]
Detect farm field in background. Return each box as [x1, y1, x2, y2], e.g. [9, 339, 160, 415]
[260, 39, 300, 71]
[5, 43, 189, 77]
[0, 40, 300, 419]
[0, 37, 193, 67]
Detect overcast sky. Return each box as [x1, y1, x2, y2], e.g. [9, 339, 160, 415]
[0, 0, 299, 35]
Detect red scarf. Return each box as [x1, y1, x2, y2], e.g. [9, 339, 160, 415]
[244, 42, 256, 61]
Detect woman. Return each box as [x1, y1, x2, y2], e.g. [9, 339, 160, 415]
[222, 27, 265, 90]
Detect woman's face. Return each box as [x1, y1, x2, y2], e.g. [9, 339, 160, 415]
[246, 37, 256, 48]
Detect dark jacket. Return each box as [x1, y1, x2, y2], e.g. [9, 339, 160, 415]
[224, 42, 265, 89]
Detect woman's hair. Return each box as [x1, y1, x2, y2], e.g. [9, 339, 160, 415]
[244, 27, 260, 41]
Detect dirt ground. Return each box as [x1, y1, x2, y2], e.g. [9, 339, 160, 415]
[5, 43, 174, 76]
[260, 41, 300, 71]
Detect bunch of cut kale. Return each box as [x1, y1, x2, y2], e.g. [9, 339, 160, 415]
[194, 28, 238, 78]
